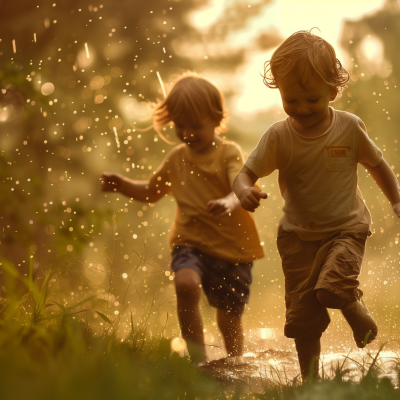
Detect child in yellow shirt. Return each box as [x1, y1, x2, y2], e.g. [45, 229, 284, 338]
[233, 30, 400, 380]
[102, 72, 264, 361]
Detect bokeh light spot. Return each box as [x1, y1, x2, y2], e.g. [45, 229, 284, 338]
[170, 337, 187, 353]
[41, 82, 55, 96]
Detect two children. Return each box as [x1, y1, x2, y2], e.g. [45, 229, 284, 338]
[101, 73, 264, 361]
[102, 30, 400, 379]
[233, 30, 400, 379]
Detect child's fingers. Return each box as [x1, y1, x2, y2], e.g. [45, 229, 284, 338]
[218, 208, 231, 217]
[207, 199, 216, 207]
[208, 201, 227, 215]
[243, 189, 269, 210]
[213, 206, 228, 216]
[100, 172, 119, 192]
[253, 190, 268, 200]
[100, 172, 111, 185]
[242, 204, 256, 212]
[241, 196, 260, 212]
[207, 200, 219, 212]
[249, 192, 263, 205]
[101, 172, 113, 180]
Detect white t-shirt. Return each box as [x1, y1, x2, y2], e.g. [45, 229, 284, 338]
[245, 107, 383, 240]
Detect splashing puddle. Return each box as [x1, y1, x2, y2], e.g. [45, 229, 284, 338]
[197, 347, 399, 392]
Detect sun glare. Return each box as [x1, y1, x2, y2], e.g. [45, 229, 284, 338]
[360, 35, 384, 62]
[259, 328, 276, 340]
[188, 0, 224, 30]
[229, 0, 384, 115]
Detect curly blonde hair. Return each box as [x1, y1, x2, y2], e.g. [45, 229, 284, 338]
[152, 72, 228, 143]
[263, 30, 349, 95]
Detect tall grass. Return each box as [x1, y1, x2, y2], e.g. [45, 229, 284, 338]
[0, 258, 224, 400]
[1, 243, 400, 400]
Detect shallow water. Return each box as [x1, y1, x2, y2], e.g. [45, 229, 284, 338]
[197, 336, 400, 392]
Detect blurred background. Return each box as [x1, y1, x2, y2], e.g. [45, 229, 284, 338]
[1, 0, 400, 356]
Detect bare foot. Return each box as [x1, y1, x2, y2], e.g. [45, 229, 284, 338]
[341, 300, 378, 348]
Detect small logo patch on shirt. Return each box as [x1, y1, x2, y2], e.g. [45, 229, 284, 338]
[325, 146, 351, 157]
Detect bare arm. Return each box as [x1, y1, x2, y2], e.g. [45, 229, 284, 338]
[101, 172, 169, 203]
[361, 159, 400, 216]
[233, 165, 268, 212]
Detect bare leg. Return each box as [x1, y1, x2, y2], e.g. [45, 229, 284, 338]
[174, 268, 206, 362]
[294, 333, 322, 381]
[216, 308, 244, 357]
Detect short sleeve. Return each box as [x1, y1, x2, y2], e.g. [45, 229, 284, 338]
[356, 120, 383, 167]
[148, 148, 176, 195]
[224, 142, 245, 187]
[244, 126, 279, 178]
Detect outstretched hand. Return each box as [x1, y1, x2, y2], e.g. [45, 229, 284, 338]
[207, 198, 233, 216]
[101, 172, 123, 192]
[238, 187, 268, 212]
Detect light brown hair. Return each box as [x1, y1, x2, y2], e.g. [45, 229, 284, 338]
[263, 29, 350, 95]
[152, 72, 228, 142]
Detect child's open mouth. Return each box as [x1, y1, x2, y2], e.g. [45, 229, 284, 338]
[295, 112, 314, 118]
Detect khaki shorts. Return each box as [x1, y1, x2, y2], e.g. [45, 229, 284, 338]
[276, 223, 370, 339]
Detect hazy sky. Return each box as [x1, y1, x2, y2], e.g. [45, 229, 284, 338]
[190, 0, 385, 115]
[237, 0, 385, 114]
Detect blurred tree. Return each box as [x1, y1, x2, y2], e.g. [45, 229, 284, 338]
[341, 0, 400, 75]
[0, 0, 278, 293]
[339, 0, 400, 246]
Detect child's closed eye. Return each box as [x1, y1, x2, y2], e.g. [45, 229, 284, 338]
[309, 98, 320, 103]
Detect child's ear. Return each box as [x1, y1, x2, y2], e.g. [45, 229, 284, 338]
[212, 119, 220, 129]
[330, 87, 338, 102]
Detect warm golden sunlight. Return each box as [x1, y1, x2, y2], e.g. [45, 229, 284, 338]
[1, 0, 399, 398]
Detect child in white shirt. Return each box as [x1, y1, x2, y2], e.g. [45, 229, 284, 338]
[233, 30, 400, 380]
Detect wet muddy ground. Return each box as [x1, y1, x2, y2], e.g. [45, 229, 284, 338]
[197, 336, 400, 393]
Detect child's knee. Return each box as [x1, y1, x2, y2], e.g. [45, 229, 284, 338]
[174, 269, 202, 300]
[316, 289, 347, 309]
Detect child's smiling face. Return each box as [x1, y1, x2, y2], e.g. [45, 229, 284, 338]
[173, 115, 220, 153]
[277, 75, 337, 135]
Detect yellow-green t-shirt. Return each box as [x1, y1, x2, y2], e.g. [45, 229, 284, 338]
[148, 140, 264, 263]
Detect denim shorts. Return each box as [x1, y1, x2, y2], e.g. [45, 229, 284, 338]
[170, 246, 253, 316]
[276, 223, 369, 339]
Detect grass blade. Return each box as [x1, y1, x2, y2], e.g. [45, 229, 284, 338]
[95, 311, 113, 325]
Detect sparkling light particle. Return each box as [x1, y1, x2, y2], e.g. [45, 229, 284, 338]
[84, 42, 90, 58]
[156, 71, 166, 98]
[113, 126, 120, 148]
[170, 337, 187, 353]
